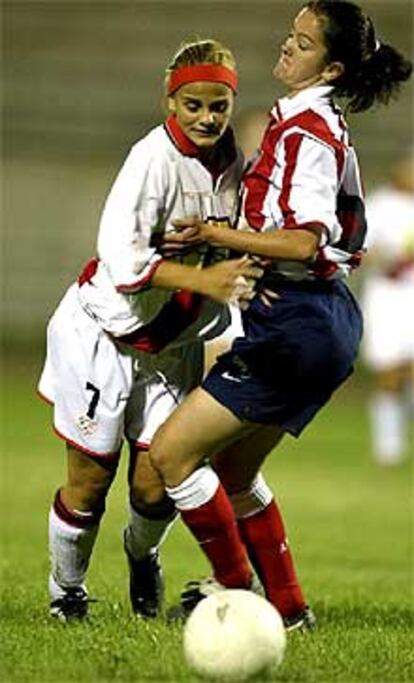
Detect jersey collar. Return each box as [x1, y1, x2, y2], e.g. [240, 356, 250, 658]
[164, 114, 238, 178]
[271, 85, 334, 122]
[165, 115, 200, 156]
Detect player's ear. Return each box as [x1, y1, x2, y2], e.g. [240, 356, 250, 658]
[322, 61, 344, 83]
[167, 96, 177, 114]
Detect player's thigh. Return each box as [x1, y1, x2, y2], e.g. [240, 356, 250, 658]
[125, 342, 205, 449]
[212, 424, 285, 493]
[66, 444, 118, 487]
[150, 387, 256, 483]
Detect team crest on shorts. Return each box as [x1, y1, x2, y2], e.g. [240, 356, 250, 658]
[76, 414, 98, 436]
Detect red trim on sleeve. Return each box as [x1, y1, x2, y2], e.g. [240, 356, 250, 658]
[115, 289, 203, 353]
[313, 249, 340, 279]
[78, 257, 99, 286]
[115, 258, 164, 294]
[349, 251, 363, 269]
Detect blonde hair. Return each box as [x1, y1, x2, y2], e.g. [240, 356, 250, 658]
[165, 39, 237, 92]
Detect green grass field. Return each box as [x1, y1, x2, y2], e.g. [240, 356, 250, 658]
[1, 355, 413, 682]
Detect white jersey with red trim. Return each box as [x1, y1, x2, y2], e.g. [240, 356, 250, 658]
[361, 185, 414, 368]
[78, 118, 242, 345]
[240, 85, 366, 281]
[364, 186, 414, 282]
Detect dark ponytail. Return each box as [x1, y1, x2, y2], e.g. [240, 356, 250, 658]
[305, 0, 412, 112]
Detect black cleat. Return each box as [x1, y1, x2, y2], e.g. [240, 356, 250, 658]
[124, 536, 163, 618]
[166, 577, 225, 623]
[50, 586, 90, 623]
[167, 575, 264, 623]
[283, 606, 316, 632]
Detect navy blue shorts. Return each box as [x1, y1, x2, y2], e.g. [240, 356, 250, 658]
[202, 279, 363, 437]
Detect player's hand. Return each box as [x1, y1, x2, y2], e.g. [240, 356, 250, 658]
[259, 288, 280, 307]
[171, 217, 227, 246]
[199, 256, 263, 307]
[160, 225, 203, 257]
[161, 217, 230, 256]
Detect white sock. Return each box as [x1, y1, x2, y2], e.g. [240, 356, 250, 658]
[166, 466, 219, 511]
[369, 392, 406, 465]
[229, 473, 273, 519]
[124, 504, 177, 561]
[48, 506, 99, 598]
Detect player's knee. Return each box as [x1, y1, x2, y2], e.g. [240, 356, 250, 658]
[149, 425, 198, 485]
[129, 491, 176, 520]
[130, 478, 166, 507]
[148, 426, 171, 477]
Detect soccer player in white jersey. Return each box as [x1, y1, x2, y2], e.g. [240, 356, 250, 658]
[361, 152, 414, 465]
[38, 39, 267, 622]
[148, 1, 412, 627]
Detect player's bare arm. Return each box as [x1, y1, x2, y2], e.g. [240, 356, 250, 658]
[151, 257, 263, 305]
[169, 218, 321, 261]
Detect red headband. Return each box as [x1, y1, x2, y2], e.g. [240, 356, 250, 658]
[168, 64, 238, 95]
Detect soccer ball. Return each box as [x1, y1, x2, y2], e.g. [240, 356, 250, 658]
[183, 589, 286, 681]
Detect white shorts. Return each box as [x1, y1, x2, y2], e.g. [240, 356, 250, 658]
[38, 285, 204, 458]
[204, 304, 243, 375]
[361, 277, 414, 369]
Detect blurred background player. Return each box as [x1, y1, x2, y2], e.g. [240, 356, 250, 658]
[38, 38, 262, 622]
[361, 151, 414, 465]
[149, 0, 413, 626]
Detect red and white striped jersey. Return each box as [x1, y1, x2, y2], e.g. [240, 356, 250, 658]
[77, 117, 242, 347]
[240, 85, 366, 281]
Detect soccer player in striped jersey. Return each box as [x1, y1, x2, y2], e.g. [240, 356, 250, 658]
[149, 1, 412, 629]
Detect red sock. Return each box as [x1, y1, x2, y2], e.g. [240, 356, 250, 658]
[237, 500, 306, 617]
[180, 484, 252, 588]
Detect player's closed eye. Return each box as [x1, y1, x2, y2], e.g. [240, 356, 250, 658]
[284, 31, 311, 51]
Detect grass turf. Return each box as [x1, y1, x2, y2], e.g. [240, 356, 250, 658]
[1, 359, 413, 682]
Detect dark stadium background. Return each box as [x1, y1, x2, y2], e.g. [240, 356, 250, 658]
[3, 0, 413, 347]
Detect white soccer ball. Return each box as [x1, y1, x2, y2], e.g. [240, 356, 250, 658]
[183, 589, 286, 681]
